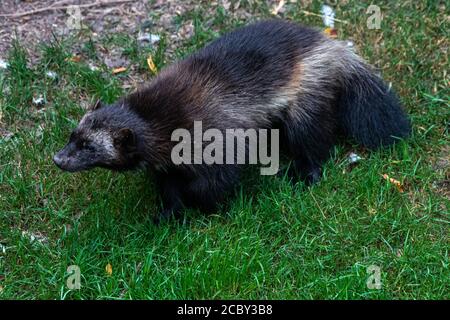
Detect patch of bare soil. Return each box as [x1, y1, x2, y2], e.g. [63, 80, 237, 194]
[0, 0, 213, 58]
[0, 1, 149, 57]
[0, 0, 262, 90]
[432, 145, 450, 199]
[0, 0, 211, 92]
[0, 1, 262, 60]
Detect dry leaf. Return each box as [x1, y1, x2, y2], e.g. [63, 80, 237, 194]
[66, 55, 81, 63]
[271, 0, 285, 15]
[382, 174, 404, 192]
[105, 263, 112, 276]
[112, 67, 127, 74]
[147, 55, 157, 74]
[324, 27, 338, 39]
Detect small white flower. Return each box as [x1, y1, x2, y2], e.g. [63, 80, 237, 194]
[321, 5, 336, 28]
[0, 59, 9, 69]
[138, 32, 160, 45]
[348, 152, 362, 164]
[150, 34, 161, 44]
[88, 63, 99, 71]
[21, 230, 48, 244]
[32, 95, 46, 107]
[45, 70, 58, 79]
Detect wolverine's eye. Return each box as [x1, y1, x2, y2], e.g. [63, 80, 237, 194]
[82, 141, 95, 151]
[81, 141, 92, 149]
[76, 140, 89, 149]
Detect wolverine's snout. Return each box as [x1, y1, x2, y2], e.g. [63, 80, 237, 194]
[53, 144, 83, 172]
[53, 149, 70, 171]
[53, 152, 63, 168]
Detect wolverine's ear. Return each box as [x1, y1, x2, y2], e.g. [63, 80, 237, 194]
[114, 128, 135, 147]
[90, 99, 103, 111]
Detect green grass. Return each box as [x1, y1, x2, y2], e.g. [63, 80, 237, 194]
[0, 0, 448, 299]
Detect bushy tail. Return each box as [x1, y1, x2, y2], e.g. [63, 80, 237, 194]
[338, 63, 411, 149]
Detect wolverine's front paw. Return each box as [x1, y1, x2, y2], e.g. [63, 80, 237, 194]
[152, 209, 174, 225]
[277, 163, 322, 186]
[276, 165, 296, 181]
[303, 167, 321, 186]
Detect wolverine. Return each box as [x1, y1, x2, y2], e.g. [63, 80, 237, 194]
[53, 20, 411, 221]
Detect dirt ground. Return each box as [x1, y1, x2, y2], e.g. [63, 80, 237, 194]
[0, 0, 210, 60]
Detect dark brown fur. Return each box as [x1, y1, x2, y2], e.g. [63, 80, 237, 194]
[54, 20, 411, 221]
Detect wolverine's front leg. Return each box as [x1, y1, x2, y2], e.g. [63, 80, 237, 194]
[154, 171, 185, 223]
[185, 165, 240, 213]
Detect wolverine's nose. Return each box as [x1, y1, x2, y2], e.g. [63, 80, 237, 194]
[53, 152, 65, 169]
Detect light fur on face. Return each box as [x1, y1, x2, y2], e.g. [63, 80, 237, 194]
[88, 130, 117, 158]
[78, 112, 118, 159]
[78, 112, 92, 127]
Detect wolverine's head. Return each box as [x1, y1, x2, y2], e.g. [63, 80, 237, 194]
[53, 100, 142, 172]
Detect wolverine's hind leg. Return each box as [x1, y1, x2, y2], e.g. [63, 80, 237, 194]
[281, 102, 338, 185]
